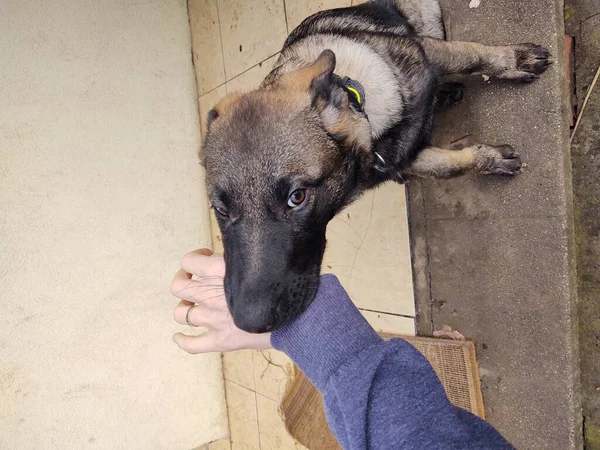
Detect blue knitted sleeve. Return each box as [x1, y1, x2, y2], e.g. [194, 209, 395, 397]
[271, 275, 513, 450]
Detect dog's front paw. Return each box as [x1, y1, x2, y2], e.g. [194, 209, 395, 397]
[514, 44, 552, 79]
[476, 144, 522, 176]
[436, 82, 465, 109]
[496, 44, 552, 82]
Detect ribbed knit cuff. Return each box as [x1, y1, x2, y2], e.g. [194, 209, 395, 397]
[271, 274, 382, 390]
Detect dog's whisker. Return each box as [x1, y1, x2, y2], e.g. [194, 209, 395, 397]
[185, 289, 225, 299]
[188, 284, 225, 291]
[192, 294, 226, 306]
[174, 284, 224, 297]
[196, 276, 224, 281]
[173, 280, 198, 296]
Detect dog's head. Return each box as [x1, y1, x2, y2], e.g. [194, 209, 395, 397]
[202, 50, 372, 332]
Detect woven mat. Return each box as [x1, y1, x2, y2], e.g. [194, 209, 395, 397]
[281, 335, 485, 450]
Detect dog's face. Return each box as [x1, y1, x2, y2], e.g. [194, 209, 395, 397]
[202, 51, 372, 332]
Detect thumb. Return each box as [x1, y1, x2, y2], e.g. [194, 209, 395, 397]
[172, 332, 218, 354]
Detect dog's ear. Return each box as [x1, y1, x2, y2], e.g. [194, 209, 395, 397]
[279, 49, 336, 91]
[306, 50, 338, 107]
[284, 50, 371, 153]
[205, 91, 245, 132]
[200, 91, 245, 166]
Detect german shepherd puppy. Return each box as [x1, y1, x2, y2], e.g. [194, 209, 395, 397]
[201, 0, 551, 332]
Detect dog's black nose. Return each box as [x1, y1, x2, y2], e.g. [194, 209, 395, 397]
[232, 311, 277, 334]
[230, 298, 278, 334]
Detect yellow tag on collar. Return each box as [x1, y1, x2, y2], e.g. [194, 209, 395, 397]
[332, 74, 365, 110]
[346, 86, 362, 105]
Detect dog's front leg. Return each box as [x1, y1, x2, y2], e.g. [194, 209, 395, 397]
[405, 144, 522, 179]
[420, 38, 551, 83]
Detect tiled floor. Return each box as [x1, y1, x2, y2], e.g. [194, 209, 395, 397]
[189, 1, 415, 448]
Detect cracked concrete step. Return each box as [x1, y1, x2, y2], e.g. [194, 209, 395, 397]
[566, 0, 600, 447]
[408, 1, 581, 448]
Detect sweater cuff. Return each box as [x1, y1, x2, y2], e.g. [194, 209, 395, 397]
[271, 274, 382, 390]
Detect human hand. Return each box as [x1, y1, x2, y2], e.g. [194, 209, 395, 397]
[171, 248, 272, 353]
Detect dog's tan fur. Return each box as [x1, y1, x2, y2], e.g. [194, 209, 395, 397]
[200, 0, 551, 332]
[407, 144, 522, 178]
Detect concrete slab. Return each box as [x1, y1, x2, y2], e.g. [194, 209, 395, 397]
[565, 0, 600, 447]
[408, 0, 582, 448]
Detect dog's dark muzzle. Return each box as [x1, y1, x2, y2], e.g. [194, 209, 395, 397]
[225, 280, 283, 333]
[220, 219, 326, 332]
[225, 272, 320, 333]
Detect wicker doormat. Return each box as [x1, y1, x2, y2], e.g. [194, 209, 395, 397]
[281, 335, 485, 450]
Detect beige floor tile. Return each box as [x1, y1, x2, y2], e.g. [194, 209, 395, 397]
[223, 350, 256, 391]
[322, 182, 415, 316]
[351, 0, 368, 5]
[227, 54, 279, 93]
[225, 381, 260, 450]
[198, 85, 227, 137]
[253, 349, 294, 402]
[189, 0, 226, 95]
[209, 439, 232, 450]
[256, 394, 307, 450]
[218, 0, 287, 79]
[360, 310, 415, 336]
[285, 0, 352, 31]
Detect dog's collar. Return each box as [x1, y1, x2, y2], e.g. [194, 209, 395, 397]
[332, 74, 365, 112]
[331, 74, 391, 177]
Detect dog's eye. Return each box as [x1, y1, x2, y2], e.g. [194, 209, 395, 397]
[287, 189, 308, 208]
[213, 205, 229, 218]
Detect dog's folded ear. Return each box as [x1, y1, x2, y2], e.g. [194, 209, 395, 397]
[205, 91, 245, 131]
[199, 91, 245, 166]
[295, 50, 371, 153]
[279, 49, 336, 91]
[306, 50, 341, 109]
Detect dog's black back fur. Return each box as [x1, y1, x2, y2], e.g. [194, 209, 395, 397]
[271, 1, 439, 185]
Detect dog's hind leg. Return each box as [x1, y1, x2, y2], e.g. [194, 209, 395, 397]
[421, 38, 551, 82]
[386, 0, 445, 39]
[405, 144, 522, 179]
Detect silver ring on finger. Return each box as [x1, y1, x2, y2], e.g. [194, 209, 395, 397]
[185, 305, 197, 327]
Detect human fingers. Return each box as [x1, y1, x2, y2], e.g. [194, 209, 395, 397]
[173, 299, 230, 328]
[172, 332, 218, 354]
[180, 249, 225, 278]
[170, 268, 225, 301]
